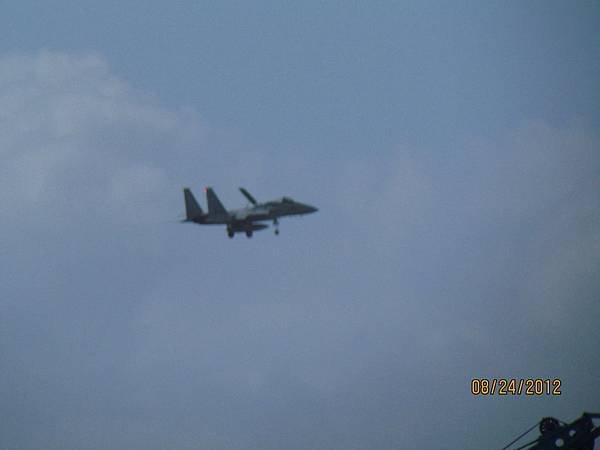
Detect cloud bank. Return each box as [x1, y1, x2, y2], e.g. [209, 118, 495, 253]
[1, 51, 599, 450]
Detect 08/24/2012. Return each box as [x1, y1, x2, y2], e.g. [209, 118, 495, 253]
[471, 378, 561, 396]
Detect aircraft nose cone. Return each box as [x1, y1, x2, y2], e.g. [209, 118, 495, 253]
[307, 205, 318, 213]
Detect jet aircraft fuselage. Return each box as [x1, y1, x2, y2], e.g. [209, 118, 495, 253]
[182, 187, 317, 237]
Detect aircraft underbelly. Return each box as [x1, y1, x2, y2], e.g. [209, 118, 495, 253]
[230, 222, 268, 231]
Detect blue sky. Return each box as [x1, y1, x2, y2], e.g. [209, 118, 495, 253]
[1, 2, 599, 449]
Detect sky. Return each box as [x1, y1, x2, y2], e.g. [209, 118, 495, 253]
[1, 1, 599, 449]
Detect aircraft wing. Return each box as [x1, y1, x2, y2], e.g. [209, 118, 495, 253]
[233, 207, 270, 221]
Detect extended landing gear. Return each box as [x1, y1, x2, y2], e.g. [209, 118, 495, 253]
[273, 218, 279, 235]
[227, 227, 253, 238]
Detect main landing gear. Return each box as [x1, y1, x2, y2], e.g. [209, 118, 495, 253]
[228, 227, 253, 238]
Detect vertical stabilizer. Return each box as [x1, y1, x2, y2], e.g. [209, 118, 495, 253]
[183, 188, 204, 220]
[205, 187, 228, 216]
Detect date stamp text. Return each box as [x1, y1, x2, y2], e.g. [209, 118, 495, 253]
[470, 378, 562, 396]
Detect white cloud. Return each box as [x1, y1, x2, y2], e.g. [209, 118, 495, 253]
[0, 51, 204, 229]
[2, 50, 599, 450]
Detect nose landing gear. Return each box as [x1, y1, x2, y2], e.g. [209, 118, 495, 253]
[273, 219, 279, 235]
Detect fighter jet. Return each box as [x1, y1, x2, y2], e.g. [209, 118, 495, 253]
[182, 187, 318, 238]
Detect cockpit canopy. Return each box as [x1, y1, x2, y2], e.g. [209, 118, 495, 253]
[281, 197, 294, 203]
